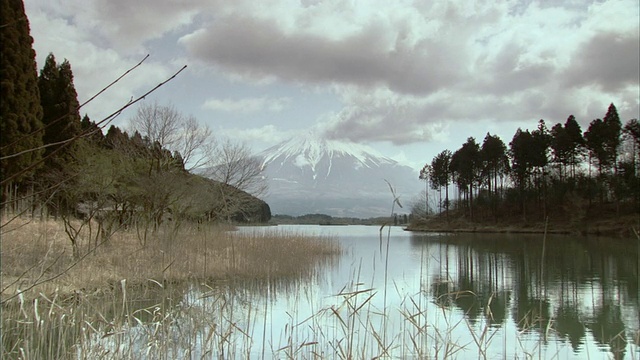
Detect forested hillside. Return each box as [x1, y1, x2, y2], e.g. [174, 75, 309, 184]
[1, 0, 270, 236]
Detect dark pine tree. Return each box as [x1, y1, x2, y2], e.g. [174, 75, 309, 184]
[509, 129, 535, 219]
[480, 133, 507, 219]
[622, 119, 639, 206]
[80, 114, 104, 144]
[38, 53, 82, 169]
[602, 103, 622, 174]
[430, 149, 452, 217]
[0, 0, 44, 191]
[550, 122, 569, 180]
[104, 125, 127, 150]
[36, 54, 83, 215]
[530, 120, 551, 218]
[451, 137, 480, 218]
[563, 115, 585, 179]
[585, 118, 609, 176]
[480, 133, 507, 199]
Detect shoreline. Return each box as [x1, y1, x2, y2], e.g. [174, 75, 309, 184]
[405, 218, 639, 239]
[404, 226, 572, 235]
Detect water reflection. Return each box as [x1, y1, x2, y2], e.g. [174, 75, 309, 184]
[78, 227, 639, 359]
[415, 232, 639, 358]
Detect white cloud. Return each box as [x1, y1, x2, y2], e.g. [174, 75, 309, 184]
[25, 0, 204, 51]
[180, 12, 466, 95]
[23, 0, 640, 153]
[219, 125, 294, 144]
[202, 96, 291, 113]
[25, 1, 176, 124]
[176, 0, 638, 145]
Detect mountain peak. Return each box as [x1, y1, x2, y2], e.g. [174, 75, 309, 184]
[260, 133, 396, 172]
[258, 134, 422, 217]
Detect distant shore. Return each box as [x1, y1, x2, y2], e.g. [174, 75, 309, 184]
[406, 213, 639, 239]
[405, 226, 571, 235]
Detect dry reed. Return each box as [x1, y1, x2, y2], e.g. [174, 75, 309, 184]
[1, 216, 340, 303]
[1, 215, 340, 359]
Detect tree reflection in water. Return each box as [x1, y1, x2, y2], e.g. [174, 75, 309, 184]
[421, 233, 638, 359]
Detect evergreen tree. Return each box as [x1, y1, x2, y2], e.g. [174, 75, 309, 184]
[430, 150, 451, 217]
[622, 119, 639, 204]
[80, 114, 104, 144]
[480, 133, 507, 198]
[451, 137, 480, 217]
[563, 115, 585, 178]
[530, 120, 551, 217]
[104, 125, 127, 150]
[35, 54, 82, 215]
[418, 163, 431, 215]
[584, 110, 622, 206]
[480, 133, 507, 219]
[509, 129, 535, 218]
[0, 0, 44, 187]
[531, 120, 551, 171]
[602, 103, 622, 173]
[585, 118, 609, 176]
[550, 122, 569, 179]
[38, 53, 81, 169]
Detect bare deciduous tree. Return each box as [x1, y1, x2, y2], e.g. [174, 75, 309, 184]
[129, 102, 213, 171]
[207, 140, 267, 197]
[181, 116, 215, 170]
[130, 102, 180, 148]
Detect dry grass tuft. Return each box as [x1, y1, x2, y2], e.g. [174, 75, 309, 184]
[1, 216, 340, 303]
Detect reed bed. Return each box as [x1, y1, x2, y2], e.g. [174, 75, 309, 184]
[1, 217, 340, 302]
[1, 216, 340, 358]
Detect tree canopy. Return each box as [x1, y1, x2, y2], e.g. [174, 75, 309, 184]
[0, 0, 44, 186]
[417, 104, 637, 226]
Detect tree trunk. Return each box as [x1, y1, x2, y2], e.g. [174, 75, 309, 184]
[445, 184, 449, 222]
[469, 184, 474, 220]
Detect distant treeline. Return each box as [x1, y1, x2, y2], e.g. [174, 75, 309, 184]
[417, 103, 639, 225]
[271, 213, 411, 226]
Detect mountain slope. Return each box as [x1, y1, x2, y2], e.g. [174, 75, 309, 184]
[259, 134, 421, 217]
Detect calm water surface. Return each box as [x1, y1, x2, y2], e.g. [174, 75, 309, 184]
[89, 225, 640, 359]
[237, 225, 639, 359]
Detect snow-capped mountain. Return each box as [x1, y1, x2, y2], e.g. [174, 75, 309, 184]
[259, 133, 422, 217]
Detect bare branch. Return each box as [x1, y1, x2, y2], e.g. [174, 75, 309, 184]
[79, 54, 150, 108]
[206, 140, 268, 197]
[129, 102, 214, 172]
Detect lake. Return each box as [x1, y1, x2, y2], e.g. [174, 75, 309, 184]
[84, 225, 639, 359]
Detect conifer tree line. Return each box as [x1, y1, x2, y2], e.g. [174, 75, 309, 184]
[1, 0, 270, 236]
[419, 104, 639, 223]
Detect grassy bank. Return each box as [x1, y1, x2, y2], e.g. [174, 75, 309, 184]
[1, 216, 340, 303]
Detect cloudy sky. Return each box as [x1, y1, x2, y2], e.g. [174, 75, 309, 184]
[24, 0, 639, 168]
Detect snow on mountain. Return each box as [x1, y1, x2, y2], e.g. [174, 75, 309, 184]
[258, 133, 422, 218]
[261, 133, 396, 173]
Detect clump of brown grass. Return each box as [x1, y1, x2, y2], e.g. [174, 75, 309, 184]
[1, 216, 340, 303]
[1, 216, 340, 359]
